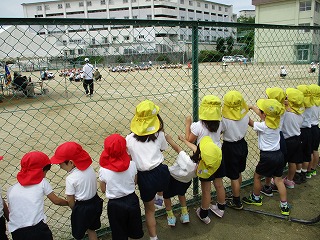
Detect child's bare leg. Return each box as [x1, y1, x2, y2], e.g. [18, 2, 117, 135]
[213, 178, 225, 204]
[178, 195, 187, 207]
[201, 181, 211, 209]
[287, 163, 296, 181]
[144, 200, 157, 238]
[87, 229, 98, 240]
[264, 177, 271, 186]
[274, 177, 287, 201]
[253, 172, 262, 196]
[164, 198, 172, 211]
[313, 150, 319, 168]
[231, 179, 240, 197]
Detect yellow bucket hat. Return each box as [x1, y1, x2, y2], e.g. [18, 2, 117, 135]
[266, 87, 285, 115]
[199, 95, 222, 121]
[130, 100, 160, 136]
[297, 85, 314, 108]
[309, 84, 320, 106]
[197, 136, 222, 179]
[222, 90, 248, 120]
[257, 99, 283, 129]
[285, 88, 305, 114]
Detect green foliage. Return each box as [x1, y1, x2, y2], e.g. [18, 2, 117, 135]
[236, 16, 255, 58]
[216, 37, 226, 54]
[115, 56, 125, 63]
[198, 50, 224, 63]
[226, 36, 234, 55]
[242, 31, 255, 58]
[156, 54, 171, 63]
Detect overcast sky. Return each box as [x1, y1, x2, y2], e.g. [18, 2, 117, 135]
[0, 0, 254, 18]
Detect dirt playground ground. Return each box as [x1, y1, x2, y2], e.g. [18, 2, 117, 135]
[1, 62, 319, 239]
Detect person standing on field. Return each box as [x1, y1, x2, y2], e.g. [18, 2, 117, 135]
[83, 58, 94, 97]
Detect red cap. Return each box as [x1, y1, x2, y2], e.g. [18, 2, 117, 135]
[0, 156, 3, 161]
[17, 152, 51, 186]
[99, 134, 130, 172]
[50, 142, 92, 170]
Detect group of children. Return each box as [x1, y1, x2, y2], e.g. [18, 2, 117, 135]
[0, 83, 319, 240]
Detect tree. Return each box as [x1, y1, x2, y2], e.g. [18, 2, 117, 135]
[216, 37, 226, 55]
[226, 36, 234, 55]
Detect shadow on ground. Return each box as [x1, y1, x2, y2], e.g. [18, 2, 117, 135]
[100, 167, 320, 240]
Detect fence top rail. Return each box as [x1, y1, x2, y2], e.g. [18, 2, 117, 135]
[1, 18, 320, 30]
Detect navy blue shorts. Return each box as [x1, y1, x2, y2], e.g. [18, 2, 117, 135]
[71, 194, 103, 240]
[11, 221, 52, 240]
[107, 193, 144, 240]
[223, 138, 248, 180]
[137, 163, 170, 202]
[284, 135, 302, 164]
[0, 216, 8, 240]
[163, 175, 192, 199]
[300, 128, 312, 162]
[279, 131, 287, 156]
[311, 125, 320, 151]
[256, 150, 284, 178]
[199, 156, 225, 182]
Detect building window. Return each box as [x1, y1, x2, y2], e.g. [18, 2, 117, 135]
[87, 1, 92, 6]
[123, 0, 128, 3]
[139, 35, 145, 39]
[58, 4, 63, 9]
[147, 15, 152, 19]
[45, 5, 50, 10]
[132, 0, 136, 2]
[37, 5, 42, 11]
[316, 1, 320, 12]
[78, 49, 84, 54]
[219, 6, 222, 11]
[189, 17, 193, 20]
[100, 0, 106, 4]
[299, 1, 311, 11]
[180, 34, 184, 40]
[205, 4, 208, 8]
[113, 36, 118, 42]
[299, 23, 310, 32]
[189, 1, 193, 6]
[181, 16, 185, 20]
[180, 0, 184, 4]
[66, 3, 71, 8]
[205, 36, 209, 41]
[212, 5, 215, 10]
[225, 8, 228, 12]
[124, 16, 129, 19]
[197, 2, 200, 7]
[133, 15, 138, 19]
[296, 44, 309, 61]
[79, 2, 84, 7]
[124, 36, 130, 40]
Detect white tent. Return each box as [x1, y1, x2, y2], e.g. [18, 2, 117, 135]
[0, 25, 61, 60]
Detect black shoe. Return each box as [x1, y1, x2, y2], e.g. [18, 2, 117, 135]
[293, 173, 302, 184]
[226, 199, 243, 210]
[299, 172, 307, 183]
[260, 185, 273, 197]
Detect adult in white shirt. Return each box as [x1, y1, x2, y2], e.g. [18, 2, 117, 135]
[82, 58, 94, 96]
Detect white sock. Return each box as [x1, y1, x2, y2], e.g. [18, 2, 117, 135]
[296, 169, 301, 173]
[301, 169, 307, 173]
[150, 236, 158, 240]
[156, 194, 163, 200]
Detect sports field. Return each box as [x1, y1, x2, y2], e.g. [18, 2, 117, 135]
[0, 62, 318, 239]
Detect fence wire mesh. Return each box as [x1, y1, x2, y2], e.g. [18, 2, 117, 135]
[0, 18, 319, 239]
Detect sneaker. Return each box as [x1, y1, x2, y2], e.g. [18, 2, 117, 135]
[270, 183, 278, 192]
[280, 204, 290, 216]
[293, 173, 302, 184]
[180, 213, 190, 224]
[283, 177, 295, 189]
[225, 192, 233, 200]
[300, 172, 307, 183]
[167, 216, 176, 227]
[311, 169, 317, 176]
[226, 199, 243, 210]
[196, 208, 211, 224]
[154, 198, 164, 209]
[209, 204, 224, 218]
[306, 171, 312, 179]
[260, 185, 273, 197]
[242, 194, 262, 206]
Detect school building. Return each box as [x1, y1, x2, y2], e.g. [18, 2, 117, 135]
[22, 0, 237, 58]
[253, 0, 320, 63]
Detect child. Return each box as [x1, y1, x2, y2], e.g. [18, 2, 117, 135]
[99, 134, 144, 239]
[185, 95, 226, 223]
[296, 85, 314, 181]
[309, 62, 316, 73]
[281, 88, 304, 187]
[307, 84, 320, 177]
[7, 152, 68, 240]
[243, 99, 290, 216]
[0, 156, 9, 240]
[126, 100, 170, 240]
[50, 142, 103, 240]
[163, 134, 197, 226]
[221, 91, 249, 209]
[280, 66, 287, 78]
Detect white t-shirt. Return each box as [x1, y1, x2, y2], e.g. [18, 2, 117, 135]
[83, 63, 94, 80]
[221, 115, 249, 142]
[126, 131, 168, 171]
[282, 111, 303, 139]
[280, 68, 287, 75]
[169, 151, 196, 183]
[7, 179, 53, 232]
[253, 121, 280, 151]
[99, 161, 137, 199]
[66, 166, 97, 201]
[0, 186, 3, 218]
[190, 121, 222, 147]
[310, 105, 320, 126]
[301, 107, 313, 128]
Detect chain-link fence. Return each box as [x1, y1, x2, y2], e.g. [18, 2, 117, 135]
[0, 18, 319, 239]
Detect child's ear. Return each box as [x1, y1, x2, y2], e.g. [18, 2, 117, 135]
[69, 160, 75, 166]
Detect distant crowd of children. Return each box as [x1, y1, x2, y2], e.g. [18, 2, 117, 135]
[1, 83, 320, 240]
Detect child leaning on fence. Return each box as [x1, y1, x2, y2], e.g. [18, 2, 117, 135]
[243, 99, 290, 216]
[163, 134, 197, 227]
[50, 142, 103, 240]
[221, 90, 249, 210]
[7, 152, 68, 240]
[99, 134, 144, 240]
[0, 156, 9, 240]
[185, 95, 225, 224]
[126, 100, 170, 240]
